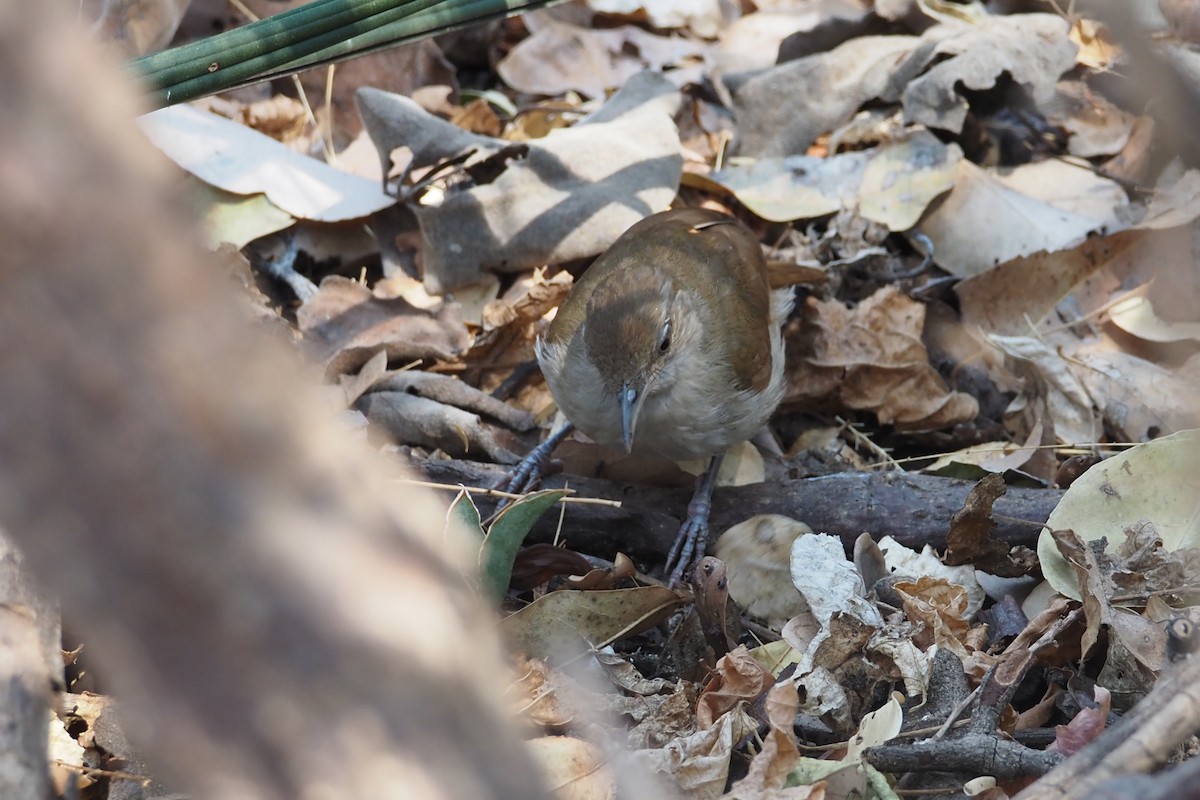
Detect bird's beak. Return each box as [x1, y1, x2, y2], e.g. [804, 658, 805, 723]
[619, 382, 646, 453]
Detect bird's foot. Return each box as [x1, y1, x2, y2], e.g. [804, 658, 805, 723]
[664, 454, 723, 588]
[664, 497, 711, 588]
[492, 424, 574, 512]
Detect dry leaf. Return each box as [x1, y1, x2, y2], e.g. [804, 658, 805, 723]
[1039, 430, 1200, 600]
[498, 15, 705, 98]
[696, 645, 773, 728]
[138, 106, 393, 222]
[632, 705, 758, 799]
[715, 515, 812, 625]
[708, 131, 959, 228]
[918, 160, 1115, 278]
[297, 276, 471, 375]
[726, 682, 803, 796]
[502, 587, 685, 662]
[358, 72, 683, 292]
[527, 736, 617, 800]
[790, 286, 979, 430]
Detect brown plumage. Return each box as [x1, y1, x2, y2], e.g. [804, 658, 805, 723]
[536, 208, 792, 462]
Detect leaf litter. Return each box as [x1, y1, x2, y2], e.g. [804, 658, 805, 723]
[78, 0, 1200, 797]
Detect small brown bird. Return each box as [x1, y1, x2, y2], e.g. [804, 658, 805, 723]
[530, 208, 793, 585]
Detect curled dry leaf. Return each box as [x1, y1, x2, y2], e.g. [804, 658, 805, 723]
[900, 14, 1077, 133]
[1049, 79, 1138, 159]
[467, 268, 575, 399]
[1047, 528, 1167, 670]
[944, 473, 1034, 578]
[512, 654, 575, 728]
[297, 276, 471, 375]
[696, 646, 774, 728]
[878, 536, 985, 616]
[1047, 685, 1111, 756]
[730, 34, 920, 158]
[726, 682, 803, 797]
[893, 576, 979, 659]
[509, 543, 594, 591]
[923, 421, 1044, 480]
[631, 704, 758, 798]
[788, 286, 979, 431]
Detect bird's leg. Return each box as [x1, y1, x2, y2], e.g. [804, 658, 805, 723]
[665, 453, 724, 588]
[492, 422, 575, 503]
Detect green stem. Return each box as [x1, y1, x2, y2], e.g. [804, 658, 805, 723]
[128, 0, 558, 108]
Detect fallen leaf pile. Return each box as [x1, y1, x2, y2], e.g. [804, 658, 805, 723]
[65, 0, 1200, 798]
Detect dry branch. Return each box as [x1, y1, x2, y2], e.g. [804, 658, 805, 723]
[422, 459, 1063, 566]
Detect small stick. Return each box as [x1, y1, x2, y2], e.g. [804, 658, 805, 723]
[390, 478, 623, 508]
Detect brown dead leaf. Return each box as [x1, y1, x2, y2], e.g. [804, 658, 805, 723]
[1048, 528, 1167, 670]
[788, 286, 979, 430]
[945, 474, 1033, 577]
[730, 34, 920, 158]
[451, 98, 503, 137]
[513, 654, 575, 728]
[1047, 685, 1111, 756]
[696, 645, 774, 729]
[632, 705, 758, 798]
[627, 681, 697, 750]
[297, 276, 470, 375]
[1049, 80, 1138, 159]
[923, 420, 1045, 478]
[732, 13, 1075, 158]
[238, 94, 308, 143]
[707, 132, 959, 228]
[894, 576, 975, 657]
[1069, 341, 1200, 442]
[901, 14, 1077, 133]
[727, 682, 803, 797]
[468, 268, 574, 388]
[509, 543, 595, 591]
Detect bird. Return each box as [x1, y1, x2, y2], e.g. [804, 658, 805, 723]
[518, 207, 793, 587]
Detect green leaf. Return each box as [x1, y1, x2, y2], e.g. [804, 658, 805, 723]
[479, 489, 566, 603]
[446, 489, 484, 544]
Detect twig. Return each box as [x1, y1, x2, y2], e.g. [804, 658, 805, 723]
[391, 478, 622, 508]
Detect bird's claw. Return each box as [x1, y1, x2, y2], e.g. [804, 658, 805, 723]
[492, 424, 574, 513]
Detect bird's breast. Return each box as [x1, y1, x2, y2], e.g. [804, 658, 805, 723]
[536, 287, 791, 462]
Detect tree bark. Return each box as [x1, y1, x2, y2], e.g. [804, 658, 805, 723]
[0, 7, 545, 799]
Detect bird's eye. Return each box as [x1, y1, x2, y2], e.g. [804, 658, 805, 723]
[658, 320, 672, 352]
